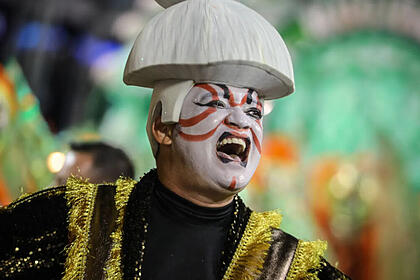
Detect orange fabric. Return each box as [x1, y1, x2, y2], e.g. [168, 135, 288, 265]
[0, 170, 11, 206]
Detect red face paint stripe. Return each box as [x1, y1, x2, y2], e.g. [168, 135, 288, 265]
[227, 87, 248, 107]
[228, 88, 237, 107]
[229, 176, 237, 190]
[227, 88, 252, 107]
[195, 84, 219, 101]
[178, 123, 222, 142]
[239, 94, 248, 106]
[250, 128, 262, 154]
[179, 107, 217, 127]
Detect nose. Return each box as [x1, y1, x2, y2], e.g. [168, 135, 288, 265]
[225, 107, 250, 129]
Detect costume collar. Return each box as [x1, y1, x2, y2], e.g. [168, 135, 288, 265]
[63, 170, 286, 280]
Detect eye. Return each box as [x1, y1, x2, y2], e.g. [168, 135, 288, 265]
[194, 100, 227, 109]
[245, 108, 262, 120]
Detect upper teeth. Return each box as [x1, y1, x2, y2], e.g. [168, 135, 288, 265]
[219, 137, 246, 152]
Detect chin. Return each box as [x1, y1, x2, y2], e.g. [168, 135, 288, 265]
[207, 166, 253, 192]
[201, 156, 257, 191]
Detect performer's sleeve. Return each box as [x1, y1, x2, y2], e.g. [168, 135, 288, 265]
[0, 187, 69, 279]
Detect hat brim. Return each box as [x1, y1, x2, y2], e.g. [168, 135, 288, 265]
[123, 60, 294, 100]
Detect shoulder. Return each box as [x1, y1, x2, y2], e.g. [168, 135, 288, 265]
[1, 186, 68, 229]
[0, 179, 121, 221]
[247, 210, 350, 279]
[265, 228, 350, 280]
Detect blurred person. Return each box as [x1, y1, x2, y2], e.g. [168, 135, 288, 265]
[0, 0, 349, 279]
[54, 141, 135, 185]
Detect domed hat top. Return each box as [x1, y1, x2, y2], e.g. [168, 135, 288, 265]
[124, 0, 294, 99]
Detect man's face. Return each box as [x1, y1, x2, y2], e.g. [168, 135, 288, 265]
[172, 83, 263, 193]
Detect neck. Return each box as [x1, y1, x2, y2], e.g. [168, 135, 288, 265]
[157, 168, 235, 208]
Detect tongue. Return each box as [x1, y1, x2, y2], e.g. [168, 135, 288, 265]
[217, 151, 241, 162]
[229, 154, 241, 161]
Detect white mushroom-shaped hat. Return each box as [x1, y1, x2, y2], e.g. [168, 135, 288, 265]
[124, 0, 295, 156]
[124, 0, 294, 100]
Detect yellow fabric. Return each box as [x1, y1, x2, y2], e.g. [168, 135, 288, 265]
[286, 240, 327, 280]
[103, 177, 137, 279]
[223, 211, 282, 280]
[63, 177, 99, 280]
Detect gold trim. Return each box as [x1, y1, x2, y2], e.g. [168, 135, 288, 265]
[286, 240, 327, 280]
[222, 210, 282, 280]
[63, 177, 99, 280]
[103, 177, 137, 279]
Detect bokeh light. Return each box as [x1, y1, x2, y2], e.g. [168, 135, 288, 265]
[47, 152, 66, 173]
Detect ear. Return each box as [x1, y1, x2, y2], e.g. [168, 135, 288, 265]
[152, 115, 173, 146]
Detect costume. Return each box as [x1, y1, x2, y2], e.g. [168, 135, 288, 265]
[0, 170, 348, 279]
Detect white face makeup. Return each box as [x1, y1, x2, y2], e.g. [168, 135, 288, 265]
[172, 83, 263, 193]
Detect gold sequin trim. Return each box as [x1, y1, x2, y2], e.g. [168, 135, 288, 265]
[0, 255, 52, 276]
[286, 239, 327, 280]
[0, 230, 58, 276]
[222, 210, 282, 280]
[103, 177, 137, 279]
[63, 177, 99, 280]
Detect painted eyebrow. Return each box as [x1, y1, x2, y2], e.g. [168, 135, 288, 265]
[247, 90, 263, 111]
[195, 83, 261, 109]
[214, 84, 230, 100]
[246, 88, 257, 105]
[214, 84, 260, 108]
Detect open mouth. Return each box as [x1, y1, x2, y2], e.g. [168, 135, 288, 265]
[216, 132, 250, 167]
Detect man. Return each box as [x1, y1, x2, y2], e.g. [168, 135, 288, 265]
[54, 141, 135, 185]
[0, 0, 349, 279]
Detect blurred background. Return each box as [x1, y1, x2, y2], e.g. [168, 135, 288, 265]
[0, 0, 419, 278]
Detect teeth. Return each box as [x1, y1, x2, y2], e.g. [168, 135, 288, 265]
[218, 137, 246, 153]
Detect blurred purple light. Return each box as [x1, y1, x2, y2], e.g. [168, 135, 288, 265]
[16, 22, 68, 52]
[72, 35, 121, 66]
[17, 22, 41, 49]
